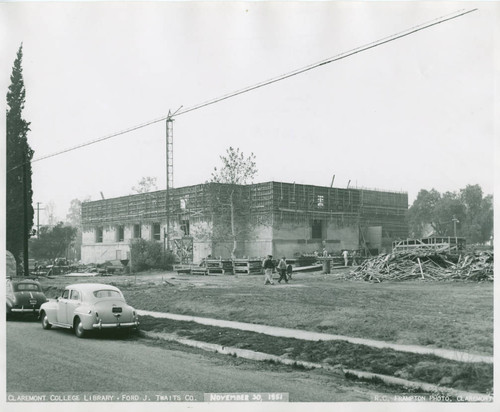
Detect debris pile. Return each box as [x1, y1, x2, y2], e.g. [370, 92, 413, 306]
[347, 249, 493, 282]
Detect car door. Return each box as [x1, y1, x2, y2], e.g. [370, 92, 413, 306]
[66, 289, 82, 323]
[57, 289, 70, 325]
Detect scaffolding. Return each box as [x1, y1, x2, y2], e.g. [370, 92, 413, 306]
[82, 181, 408, 239]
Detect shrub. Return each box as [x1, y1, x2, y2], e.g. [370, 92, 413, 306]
[412, 361, 451, 384]
[129, 239, 176, 272]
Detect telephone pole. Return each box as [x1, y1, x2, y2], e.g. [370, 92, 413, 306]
[165, 112, 174, 252]
[452, 215, 459, 238]
[36, 202, 45, 238]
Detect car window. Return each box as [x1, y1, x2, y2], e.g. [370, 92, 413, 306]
[70, 290, 80, 301]
[15, 283, 41, 292]
[62, 289, 70, 299]
[93, 290, 122, 298]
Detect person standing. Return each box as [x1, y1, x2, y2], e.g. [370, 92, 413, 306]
[286, 263, 293, 281]
[352, 250, 358, 266]
[277, 257, 288, 283]
[263, 255, 275, 285]
[342, 250, 349, 267]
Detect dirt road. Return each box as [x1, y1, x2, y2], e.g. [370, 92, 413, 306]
[6, 319, 382, 402]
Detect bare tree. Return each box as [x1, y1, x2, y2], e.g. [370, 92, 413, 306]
[132, 176, 158, 194]
[44, 201, 58, 227]
[210, 147, 257, 258]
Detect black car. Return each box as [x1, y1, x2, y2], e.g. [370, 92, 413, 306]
[6, 278, 48, 319]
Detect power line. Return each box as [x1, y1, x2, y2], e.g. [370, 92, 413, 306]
[174, 8, 477, 118]
[9, 8, 477, 172]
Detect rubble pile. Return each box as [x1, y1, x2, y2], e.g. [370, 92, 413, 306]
[347, 249, 493, 282]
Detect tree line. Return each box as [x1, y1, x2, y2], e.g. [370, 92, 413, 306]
[407, 185, 493, 244]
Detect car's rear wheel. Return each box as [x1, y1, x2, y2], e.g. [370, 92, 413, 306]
[41, 311, 52, 330]
[74, 317, 86, 338]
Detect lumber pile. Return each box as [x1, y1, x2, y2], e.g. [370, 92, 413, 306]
[347, 249, 493, 282]
[206, 258, 234, 275]
[233, 258, 263, 275]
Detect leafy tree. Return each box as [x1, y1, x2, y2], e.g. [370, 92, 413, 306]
[132, 176, 158, 193]
[460, 185, 489, 243]
[407, 189, 441, 237]
[478, 195, 494, 243]
[29, 223, 78, 261]
[432, 192, 465, 236]
[6, 44, 34, 268]
[209, 147, 257, 258]
[461, 184, 483, 215]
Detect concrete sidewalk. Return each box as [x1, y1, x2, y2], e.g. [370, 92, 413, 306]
[137, 309, 492, 364]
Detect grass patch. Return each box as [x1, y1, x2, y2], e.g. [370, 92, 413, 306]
[139, 315, 493, 394]
[119, 273, 493, 355]
[38, 272, 493, 355]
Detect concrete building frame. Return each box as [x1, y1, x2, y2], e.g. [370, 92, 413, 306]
[81, 181, 408, 264]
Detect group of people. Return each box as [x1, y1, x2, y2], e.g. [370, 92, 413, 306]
[316, 248, 359, 266]
[262, 249, 359, 284]
[342, 250, 358, 266]
[262, 255, 292, 285]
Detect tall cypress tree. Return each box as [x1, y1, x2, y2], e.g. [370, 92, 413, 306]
[6, 44, 34, 273]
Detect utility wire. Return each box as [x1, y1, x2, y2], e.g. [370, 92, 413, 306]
[174, 8, 477, 118]
[8, 8, 477, 173]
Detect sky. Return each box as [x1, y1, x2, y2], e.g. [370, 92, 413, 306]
[1, 1, 497, 225]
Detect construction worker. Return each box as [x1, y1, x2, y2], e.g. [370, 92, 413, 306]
[263, 255, 275, 285]
[352, 250, 358, 266]
[342, 250, 349, 267]
[277, 257, 288, 283]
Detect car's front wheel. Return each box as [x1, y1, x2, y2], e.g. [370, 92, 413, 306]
[41, 311, 52, 330]
[74, 317, 86, 338]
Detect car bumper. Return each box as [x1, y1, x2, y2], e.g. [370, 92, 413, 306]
[92, 320, 139, 330]
[10, 307, 40, 313]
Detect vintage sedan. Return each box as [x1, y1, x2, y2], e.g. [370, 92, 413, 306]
[39, 283, 139, 338]
[6, 278, 48, 319]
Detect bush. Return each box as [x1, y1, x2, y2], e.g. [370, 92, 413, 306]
[412, 361, 451, 384]
[129, 239, 176, 272]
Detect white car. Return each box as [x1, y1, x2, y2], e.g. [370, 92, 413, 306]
[39, 283, 139, 338]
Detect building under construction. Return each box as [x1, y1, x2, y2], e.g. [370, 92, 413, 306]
[81, 181, 408, 264]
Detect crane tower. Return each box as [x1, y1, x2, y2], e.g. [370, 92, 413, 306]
[165, 113, 174, 250]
